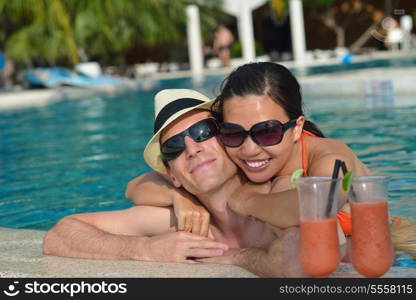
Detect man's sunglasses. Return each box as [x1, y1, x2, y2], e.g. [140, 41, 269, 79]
[219, 119, 296, 147]
[160, 118, 219, 161]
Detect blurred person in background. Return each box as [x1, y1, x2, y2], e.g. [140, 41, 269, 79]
[213, 24, 234, 67]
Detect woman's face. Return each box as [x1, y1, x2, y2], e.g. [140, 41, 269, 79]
[222, 94, 303, 183]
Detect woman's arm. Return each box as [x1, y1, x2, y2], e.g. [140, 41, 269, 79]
[126, 172, 181, 205]
[228, 153, 370, 229]
[125, 172, 210, 236]
[228, 182, 300, 228]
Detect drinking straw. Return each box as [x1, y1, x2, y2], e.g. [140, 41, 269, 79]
[340, 161, 347, 175]
[325, 159, 342, 217]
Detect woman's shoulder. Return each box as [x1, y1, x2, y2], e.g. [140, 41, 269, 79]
[309, 136, 353, 159]
[308, 137, 359, 175]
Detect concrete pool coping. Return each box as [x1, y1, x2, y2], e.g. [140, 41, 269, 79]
[1, 227, 415, 278]
[300, 66, 416, 98]
[0, 79, 141, 111]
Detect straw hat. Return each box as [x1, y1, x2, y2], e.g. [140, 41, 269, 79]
[143, 89, 214, 174]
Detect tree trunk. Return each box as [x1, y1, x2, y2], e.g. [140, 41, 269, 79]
[320, 11, 346, 49]
[335, 27, 345, 48]
[350, 23, 379, 52]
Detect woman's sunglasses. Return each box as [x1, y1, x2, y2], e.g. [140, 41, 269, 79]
[219, 119, 296, 147]
[160, 118, 219, 161]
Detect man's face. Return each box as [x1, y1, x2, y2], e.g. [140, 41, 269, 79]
[160, 110, 237, 195]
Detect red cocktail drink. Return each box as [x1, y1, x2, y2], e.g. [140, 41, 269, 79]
[350, 176, 393, 277]
[351, 200, 393, 277]
[297, 177, 342, 277]
[300, 217, 340, 277]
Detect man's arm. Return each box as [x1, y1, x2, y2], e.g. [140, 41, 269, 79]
[236, 227, 306, 277]
[198, 227, 306, 277]
[43, 206, 227, 263]
[43, 215, 151, 260]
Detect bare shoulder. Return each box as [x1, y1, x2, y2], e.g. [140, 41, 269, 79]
[312, 137, 352, 156]
[308, 137, 370, 176]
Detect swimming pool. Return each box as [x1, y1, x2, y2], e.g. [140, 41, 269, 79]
[0, 72, 415, 268]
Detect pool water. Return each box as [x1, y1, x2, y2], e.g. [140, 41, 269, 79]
[0, 74, 415, 268]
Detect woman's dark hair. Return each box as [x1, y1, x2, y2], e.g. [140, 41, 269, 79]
[211, 62, 325, 137]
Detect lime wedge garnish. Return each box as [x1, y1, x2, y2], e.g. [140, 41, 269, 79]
[342, 171, 353, 192]
[290, 168, 304, 189]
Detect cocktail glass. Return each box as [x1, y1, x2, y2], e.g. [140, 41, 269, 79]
[350, 175, 393, 277]
[296, 177, 341, 277]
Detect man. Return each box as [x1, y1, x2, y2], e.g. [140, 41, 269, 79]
[43, 89, 303, 277]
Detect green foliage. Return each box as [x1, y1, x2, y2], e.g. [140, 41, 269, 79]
[303, 0, 337, 6]
[413, 9, 416, 27]
[230, 42, 241, 58]
[0, 0, 223, 66]
[0, 0, 79, 64]
[231, 41, 264, 58]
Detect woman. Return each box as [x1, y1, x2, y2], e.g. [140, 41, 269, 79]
[209, 62, 370, 233]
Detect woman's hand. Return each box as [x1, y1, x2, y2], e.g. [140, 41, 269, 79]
[228, 181, 272, 218]
[173, 192, 210, 237]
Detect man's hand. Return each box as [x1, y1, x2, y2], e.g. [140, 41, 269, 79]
[173, 193, 210, 237]
[143, 231, 228, 263]
[228, 181, 271, 217]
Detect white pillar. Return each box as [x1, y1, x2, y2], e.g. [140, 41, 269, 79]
[400, 15, 413, 50]
[186, 5, 203, 74]
[289, 0, 307, 65]
[238, 2, 256, 63]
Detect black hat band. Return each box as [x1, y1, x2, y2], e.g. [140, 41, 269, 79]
[154, 98, 205, 133]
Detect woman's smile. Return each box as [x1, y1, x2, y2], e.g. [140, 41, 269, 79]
[242, 158, 271, 170]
